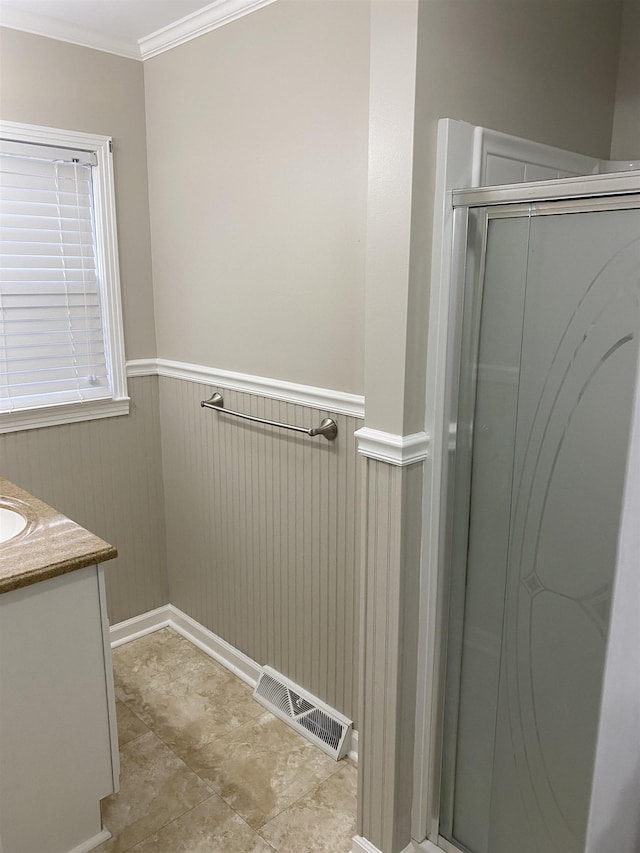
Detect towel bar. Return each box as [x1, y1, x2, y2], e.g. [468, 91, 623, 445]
[200, 392, 338, 441]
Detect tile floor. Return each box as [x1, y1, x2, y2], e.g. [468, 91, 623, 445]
[96, 628, 357, 852]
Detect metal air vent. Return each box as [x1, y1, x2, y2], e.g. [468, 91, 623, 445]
[253, 666, 352, 760]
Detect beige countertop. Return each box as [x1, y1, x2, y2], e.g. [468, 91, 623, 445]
[0, 476, 117, 594]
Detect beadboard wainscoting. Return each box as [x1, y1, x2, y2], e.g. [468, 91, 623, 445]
[357, 458, 423, 853]
[158, 375, 364, 724]
[0, 376, 168, 624]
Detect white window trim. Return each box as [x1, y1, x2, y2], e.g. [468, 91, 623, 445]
[0, 120, 129, 433]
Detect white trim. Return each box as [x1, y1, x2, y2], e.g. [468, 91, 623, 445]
[348, 729, 359, 765]
[109, 605, 172, 647]
[92, 128, 128, 406]
[125, 358, 365, 418]
[66, 828, 112, 853]
[0, 120, 129, 434]
[402, 841, 449, 853]
[0, 397, 130, 434]
[125, 359, 158, 378]
[0, 6, 140, 59]
[139, 0, 278, 60]
[110, 604, 359, 762]
[168, 604, 262, 688]
[0, 0, 278, 61]
[354, 427, 429, 466]
[110, 605, 258, 686]
[97, 566, 119, 791]
[352, 836, 384, 853]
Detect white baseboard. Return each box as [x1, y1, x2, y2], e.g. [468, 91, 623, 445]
[348, 729, 359, 764]
[352, 836, 384, 853]
[109, 605, 172, 647]
[68, 828, 111, 853]
[167, 604, 261, 688]
[109, 605, 359, 763]
[353, 836, 441, 853]
[403, 841, 442, 853]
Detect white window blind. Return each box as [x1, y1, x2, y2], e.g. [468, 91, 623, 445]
[0, 141, 112, 413]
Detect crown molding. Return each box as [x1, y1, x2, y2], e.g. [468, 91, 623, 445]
[0, 0, 278, 61]
[139, 0, 278, 60]
[0, 7, 140, 60]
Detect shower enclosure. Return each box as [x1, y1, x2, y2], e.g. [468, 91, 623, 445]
[422, 164, 640, 853]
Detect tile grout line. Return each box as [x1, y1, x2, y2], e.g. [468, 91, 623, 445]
[109, 634, 228, 850]
[102, 729, 215, 853]
[255, 758, 356, 845]
[115, 685, 276, 841]
[128, 793, 219, 852]
[109, 631, 356, 852]
[118, 695, 352, 849]
[145, 706, 348, 847]
[116, 717, 282, 853]
[114, 626, 228, 691]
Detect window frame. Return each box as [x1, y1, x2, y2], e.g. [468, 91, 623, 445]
[0, 119, 129, 433]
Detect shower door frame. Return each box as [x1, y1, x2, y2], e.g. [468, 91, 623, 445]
[412, 166, 640, 853]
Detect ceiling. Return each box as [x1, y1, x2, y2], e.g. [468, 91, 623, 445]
[0, 0, 272, 59]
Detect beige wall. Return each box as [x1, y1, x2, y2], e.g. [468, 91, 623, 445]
[0, 27, 157, 359]
[0, 16, 636, 853]
[611, 0, 640, 159]
[0, 30, 166, 623]
[159, 377, 362, 722]
[359, 3, 626, 851]
[144, 0, 370, 395]
[365, 0, 624, 434]
[0, 378, 168, 624]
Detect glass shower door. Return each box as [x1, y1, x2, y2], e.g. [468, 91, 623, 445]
[439, 202, 640, 853]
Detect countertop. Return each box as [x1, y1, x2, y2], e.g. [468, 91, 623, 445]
[0, 476, 117, 594]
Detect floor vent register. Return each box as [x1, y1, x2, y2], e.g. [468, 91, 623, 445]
[253, 666, 352, 760]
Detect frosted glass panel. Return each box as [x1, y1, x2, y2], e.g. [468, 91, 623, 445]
[442, 206, 640, 853]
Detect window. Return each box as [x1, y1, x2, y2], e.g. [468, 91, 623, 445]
[0, 120, 128, 432]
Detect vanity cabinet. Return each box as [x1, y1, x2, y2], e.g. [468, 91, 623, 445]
[0, 477, 118, 853]
[0, 563, 118, 853]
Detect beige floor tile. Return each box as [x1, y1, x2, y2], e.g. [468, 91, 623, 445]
[98, 731, 212, 852]
[113, 628, 213, 702]
[128, 795, 276, 853]
[259, 763, 357, 853]
[184, 712, 339, 829]
[116, 701, 150, 747]
[124, 659, 264, 758]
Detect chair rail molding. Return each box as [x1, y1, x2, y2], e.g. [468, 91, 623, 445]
[354, 427, 430, 467]
[125, 358, 365, 418]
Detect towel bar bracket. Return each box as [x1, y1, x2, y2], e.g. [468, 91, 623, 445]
[200, 392, 338, 441]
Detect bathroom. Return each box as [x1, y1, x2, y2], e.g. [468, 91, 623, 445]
[0, 1, 638, 852]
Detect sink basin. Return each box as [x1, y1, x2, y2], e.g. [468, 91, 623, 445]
[0, 506, 28, 543]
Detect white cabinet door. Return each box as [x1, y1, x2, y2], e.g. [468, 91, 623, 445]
[0, 565, 117, 853]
